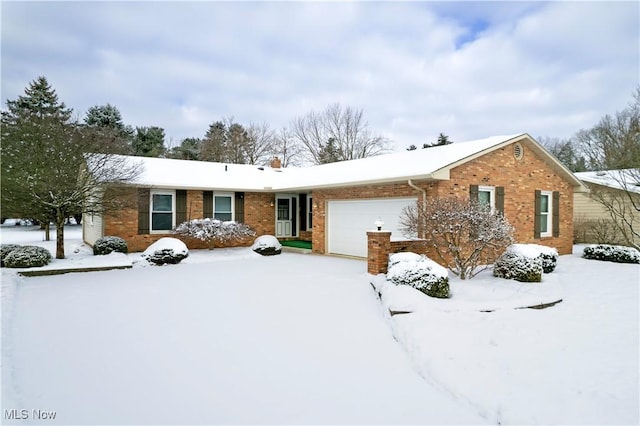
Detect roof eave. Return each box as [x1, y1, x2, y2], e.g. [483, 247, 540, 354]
[274, 174, 441, 192]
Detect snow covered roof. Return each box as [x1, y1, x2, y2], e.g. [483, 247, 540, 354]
[122, 133, 587, 191]
[124, 155, 290, 191]
[575, 169, 640, 194]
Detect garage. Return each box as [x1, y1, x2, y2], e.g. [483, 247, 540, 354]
[326, 198, 417, 257]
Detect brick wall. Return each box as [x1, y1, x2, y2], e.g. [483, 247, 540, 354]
[104, 188, 275, 252]
[442, 143, 574, 255]
[367, 231, 392, 274]
[244, 192, 276, 237]
[313, 141, 575, 257]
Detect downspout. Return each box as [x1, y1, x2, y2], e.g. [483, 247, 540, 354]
[407, 179, 427, 239]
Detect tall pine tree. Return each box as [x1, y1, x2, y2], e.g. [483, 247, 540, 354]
[1, 76, 139, 258]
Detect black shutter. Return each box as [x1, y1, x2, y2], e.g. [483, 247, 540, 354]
[496, 186, 505, 215]
[534, 190, 541, 239]
[291, 197, 297, 237]
[469, 184, 479, 202]
[552, 191, 560, 237]
[235, 192, 245, 223]
[299, 194, 307, 230]
[176, 190, 187, 225]
[138, 188, 150, 234]
[203, 191, 213, 218]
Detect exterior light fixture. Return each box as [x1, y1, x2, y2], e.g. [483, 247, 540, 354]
[374, 218, 384, 231]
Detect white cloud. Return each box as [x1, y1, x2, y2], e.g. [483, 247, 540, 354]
[1, 1, 637, 150]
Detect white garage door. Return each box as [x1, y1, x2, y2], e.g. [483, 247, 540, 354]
[327, 198, 417, 257]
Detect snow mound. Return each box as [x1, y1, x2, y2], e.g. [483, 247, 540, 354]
[387, 253, 449, 299]
[251, 235, 282, 251]
[251, 235, 282, 256]
[388, 252, 423, 267]
[505, 243, 558, 273]
[509, 243, 558, 258]
[142, 238, 189, 265]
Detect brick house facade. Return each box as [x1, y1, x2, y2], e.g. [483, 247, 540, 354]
[84, 134, 586, 260]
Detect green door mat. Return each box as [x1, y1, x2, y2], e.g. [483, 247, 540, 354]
[280, 240, 312, 249]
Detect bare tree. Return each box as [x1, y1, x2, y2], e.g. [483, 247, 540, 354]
[273, 126, 303, 167]
[576, 88, 640, 171]
[399, 197, 515, 279]
[586, 171, 640, 249]
[244, 122, 275, 165]
[538, 136, 587, 172]
[574, 88, 640, 248]
[291, 103, 390, 164]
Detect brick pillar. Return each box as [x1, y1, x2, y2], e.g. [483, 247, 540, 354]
[367, 231, 392, 275]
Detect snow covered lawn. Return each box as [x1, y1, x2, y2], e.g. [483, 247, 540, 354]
[1, 226, 483, 425]
[1, 225, 639, 425]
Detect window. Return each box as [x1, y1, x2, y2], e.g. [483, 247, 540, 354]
[151, 191, 175, 232]
[214, 193, 233, 221]
[478, 186, 495, 212]
[307, 196, 313, 230]
[539, 190, 552, 237]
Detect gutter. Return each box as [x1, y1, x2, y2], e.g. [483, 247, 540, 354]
[407, 179, 427, 239]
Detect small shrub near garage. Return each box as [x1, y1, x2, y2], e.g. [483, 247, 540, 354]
[93, 236, 128, 255]
[1, 244, 22, 267]
[142, 237, 189, 265]
[506, 243, 558, 273]
[387, 252, 450, 299]
[3, 245, 52, 268]
[583, 244, 640, 264]
[493, 251, 543, 283]
[251, 235, 282, 256]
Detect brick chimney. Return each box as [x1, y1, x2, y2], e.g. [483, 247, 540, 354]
[270, 157, 282, 169]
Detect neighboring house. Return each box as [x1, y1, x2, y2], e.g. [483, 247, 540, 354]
[574, 169, 640, 247]
[83, 133, 588, 257]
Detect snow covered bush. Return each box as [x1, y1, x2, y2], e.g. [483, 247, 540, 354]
[506, 244, 558, 273]
[583, 244, 640, 264]
[251, 235, 282, 256]
[174, 218, 256, 249]
[93, 236, 128, 255]
[388, 252, 423, 267]
[3, 245, 52, 268]
[493, 251, 543, 283]
[142, 238, 189, 265]
[1, 244, 22, 267]
[387, 253, 449, 299]
[399, 197, 514, 279]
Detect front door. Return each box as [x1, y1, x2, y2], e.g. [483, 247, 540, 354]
[276, 198, 292, 237]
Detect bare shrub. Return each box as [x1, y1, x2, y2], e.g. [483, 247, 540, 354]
[399, 197, 515, 279]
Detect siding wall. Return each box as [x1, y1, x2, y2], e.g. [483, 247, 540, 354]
[82, 212, 103, 246]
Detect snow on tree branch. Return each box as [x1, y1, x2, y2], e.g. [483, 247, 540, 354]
[399, 197, 515, 279]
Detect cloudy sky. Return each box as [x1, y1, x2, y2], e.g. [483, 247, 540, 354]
[2, 1, 638, 151]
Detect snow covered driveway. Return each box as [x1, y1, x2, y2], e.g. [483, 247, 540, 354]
[2, 253, 485, 425]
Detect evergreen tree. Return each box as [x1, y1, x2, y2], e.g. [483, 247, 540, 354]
[318, 137, 340, 164]
[83, 103, 133, 154]
[227, 122, 249, 164]
[167, 137, 202, 160]
[423, 132, 453, 149]
[200, 121, 227, 162]
[132, 126, 165, 157]
[406, 144, 417, 151]
[1, 76, 139, 258]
